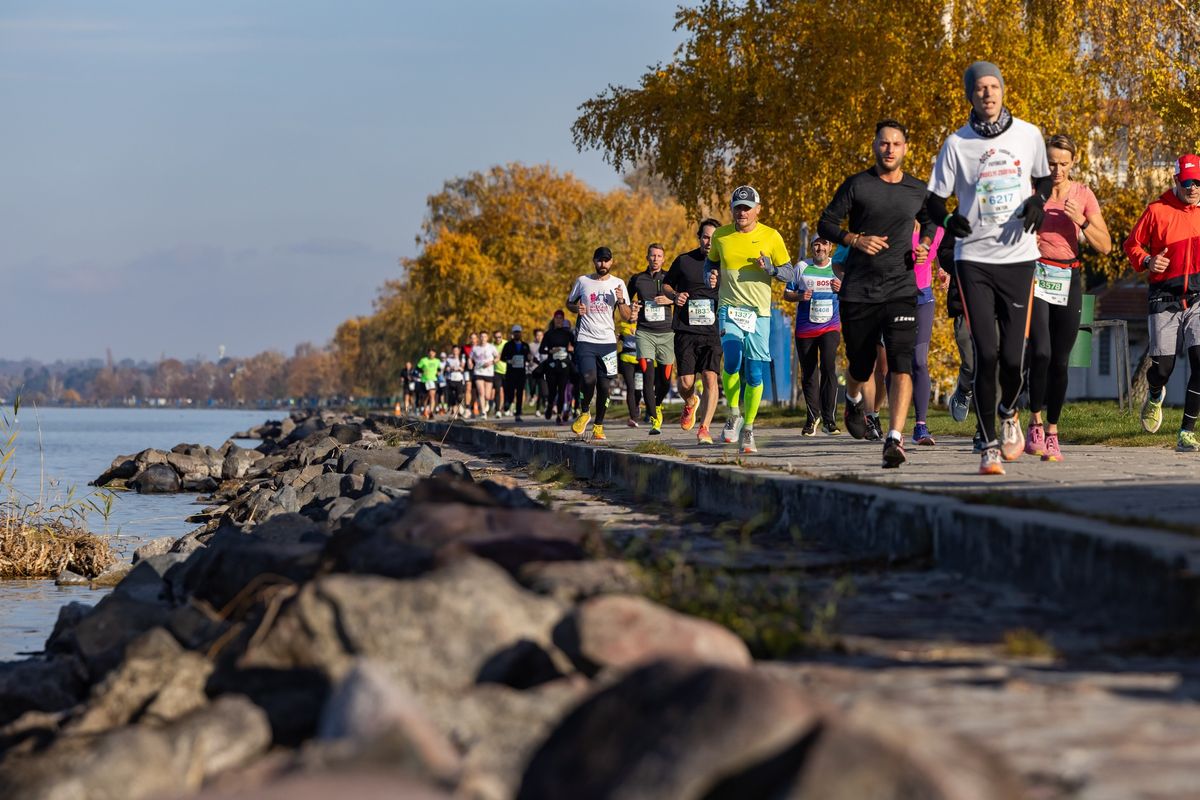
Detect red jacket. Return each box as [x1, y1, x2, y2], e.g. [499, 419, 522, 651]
[1125, 189, 1200, 310]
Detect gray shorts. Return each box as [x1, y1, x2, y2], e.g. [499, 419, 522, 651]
[635, 329, 676, 364]
[1149, 306, 1200, 356]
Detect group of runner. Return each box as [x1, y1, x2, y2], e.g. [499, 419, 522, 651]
[404, 60, 1197, 475]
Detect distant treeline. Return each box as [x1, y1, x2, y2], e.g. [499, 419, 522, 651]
[1, 343, 355, 407]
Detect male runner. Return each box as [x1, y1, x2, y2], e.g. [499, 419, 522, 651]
[539, 310, 575, 423]
[927, 61, 1050, 475]
[416, 348, 441, 419]
[1125, 154, 1200, 451]
[628, 243, 677, 435]
[666, 218, 723, 444]
[567, 246, 633, 441]
[500, 324, 533, 422]
[819, 119, 936, 468]
[492, 328, 508, 416]
[706, 186, 798, 454]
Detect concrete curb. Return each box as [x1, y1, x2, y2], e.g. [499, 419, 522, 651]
[421, 421, 1200, 631]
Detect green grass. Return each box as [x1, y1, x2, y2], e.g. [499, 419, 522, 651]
[632, 441, 686, 458]
[721, 400, 1174, 448]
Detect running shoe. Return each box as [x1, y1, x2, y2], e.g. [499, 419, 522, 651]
[1042, 432, 1063, 462]
[949, 386, 972, 423]
[1024, 423, 1045, 456]
[843, 397, 868, 439]
[740, 427, 757, 454]
[913, 422, 935, 446]
[972, 430, 986, 453]
[882, 435, 906, 468]
[649, 421, 662, 436]
[592, 424, 606, 442]
[652, 407, 664, 431]
[979, 446, 1006, 475]
[544, 408, 553, 421]
[697, 424, 714, 445]
[570, 412, 591, 435]
[822, 421, 842, 435]
[722, 414, 744, 444]
[514, 415, 523, 424]
[999, 414, 1024, 462]
[1177, 429, 1200, 452]
[626, 417, 640, 428]
[1141, 389, 1165, 433]
[802, 417, 820, 437]
[680, 395, 699, 431]
[865, 414, 883, 442]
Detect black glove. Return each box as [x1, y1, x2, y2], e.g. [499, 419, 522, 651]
[1018, 194, 1046, 233]
[944, 212, 972, 238]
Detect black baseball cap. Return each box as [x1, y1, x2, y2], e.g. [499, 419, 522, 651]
[593, 246, 613, 261]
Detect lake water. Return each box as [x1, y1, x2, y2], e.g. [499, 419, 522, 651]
[0, 407, 274, 661]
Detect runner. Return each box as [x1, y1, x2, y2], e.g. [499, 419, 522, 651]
[628, 243, 677, 435]
[818, 119, 936, 468]
[444, 346, 468, 418]
[666, 217, 723, 444]
[567, 246, 633, 441]
[618, 319, 643, 426]
[540, 309, 575, 423]
[416, 348, 442, 419]
[1026, 133, 1112, 460]
[464, 332, 479, 416]
[1124, 153, 1200, 451]
[500, 324, 533, 422]
[529, 327, 547, 414]
[401, 360, 417, 415]
[706, 186, 797, 454]
[782, 233, 843, 436]
[492, 328, 508, 417]
[471, 332, 499, 418]
[927, 61, 1051, 475]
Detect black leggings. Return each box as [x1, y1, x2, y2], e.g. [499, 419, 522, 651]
[545, 367, 569, 416]
[1028, 268, 1082, 425]
[578, 355, 613, 423]
[957, 260, 1036, 443]
[796, 331, 839, 424]
[503, 372, 526, 416]
[641, 361, 671, 418]
[619, 359, 642, 419]
[1149, 345, 1200, 432]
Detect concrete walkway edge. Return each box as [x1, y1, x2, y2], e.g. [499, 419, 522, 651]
[418, 420, 1200, 632]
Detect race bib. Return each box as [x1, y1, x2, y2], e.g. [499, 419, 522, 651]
[644, 303, 666, 323]
[449, 371, 463, 382]
[1034, 262, 1072, 306]
[634, 372, 643, 391]
[976, 152, 1024, 225]
[407, 382, 416, 392]
[511, 355, 525, 369]
[688, 298, 715, 326]
[726, 306, 758, 334]
[601, 350, 619, 377]
[809, 298, 834, 324]
[551, 347, 568, 361]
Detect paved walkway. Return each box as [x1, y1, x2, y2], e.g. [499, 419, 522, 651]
[473, 409, 1200, 532]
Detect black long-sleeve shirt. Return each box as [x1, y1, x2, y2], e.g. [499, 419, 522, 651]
[818, 168, 936, 303]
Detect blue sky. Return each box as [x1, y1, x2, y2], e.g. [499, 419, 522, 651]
[0, 1, 684, 361]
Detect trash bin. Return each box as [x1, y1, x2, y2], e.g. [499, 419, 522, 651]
[1068, 293, 1096, 368]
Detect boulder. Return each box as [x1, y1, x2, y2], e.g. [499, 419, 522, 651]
[92, 457, 138, 487]
[47, 594, 171, 682]
[89, 561, 134, 588]
[130, 463, 181, 493]
[174, 528, 324, 610]
[399, 443, 444, 477]
[182, 475, 220, 493]
[337, 447, 408, 474]
[298, 473, 363, 508]
[167, 451, 211, 479]
[185, 773, 451, 800]
[65, 627, 212, 735]
[409, 475, 542, 509]
[222, 446, 258, 480]
[430, 461, 473, 482]
[110, 554, 187, 605]
[132, 536, 175, 563]
[54, 568, 90, 586]
[362, 465, 423, 493]
[329, 422, 364, 445]
[271, 485, 302, 515]
[323, 496, 356, 524]
[554, 594, 751, 675]
[247, 513, 329, 545]
[516, 660, 821, 800]
[300, 436, 340, 466]
[0, 657, 85, 727]
[0, 695, 271, 800]
[518, 559, 645, 602]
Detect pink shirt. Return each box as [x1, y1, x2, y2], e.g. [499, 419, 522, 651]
[1036, 182, 1099, 264]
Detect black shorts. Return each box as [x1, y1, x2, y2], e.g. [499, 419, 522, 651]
[840, 298, 917, 381]
[492, 373, 504, 390]
[674, 331, 723, 376]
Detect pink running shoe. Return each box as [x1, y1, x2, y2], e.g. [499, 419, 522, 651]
[1024, 422, 1045, 456]
[1041, 432, 1062, 462]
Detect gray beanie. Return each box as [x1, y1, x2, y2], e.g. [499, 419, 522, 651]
[963, 61, 1004, 101]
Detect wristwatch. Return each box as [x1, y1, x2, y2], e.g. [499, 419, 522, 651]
[1080, 218, 1090, 231]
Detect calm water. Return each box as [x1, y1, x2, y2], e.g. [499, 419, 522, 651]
[0, 407, 273, 661]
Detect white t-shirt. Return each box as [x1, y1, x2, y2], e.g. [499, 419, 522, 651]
[444, 356, 465, 382]
[472, 343, 499, 377]
[928, 117, 1049, 264]
[567, 274, 628, 344]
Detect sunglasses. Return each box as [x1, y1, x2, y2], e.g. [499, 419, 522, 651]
[1183, 180, 1200, 189]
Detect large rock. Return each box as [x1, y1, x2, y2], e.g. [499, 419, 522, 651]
[65, 627, 212, 735]
[300, 436, 340, 466]
[0, 657, 85, 727]
[362, 465, 423, 493]
[297, 473, 363, 509]
[166, 450, 213, 480]
[399, 443, 444, 477]
[47, 594, 171, 682]
[110, 554, 187, 605]
[328, 422, 364, 445]
[517, 660, 822, 800]
[0, 695, 271, 800]
[130, 463, 181, 494]
[222, 445, 259, 480]
[519, 559, 645, 602]
[185, 772, 451, 800]
[92, 457, 138, 487]
[132, 536, 175, 563]
[337, 447, 408, 474]
[174, 528, 324, 610]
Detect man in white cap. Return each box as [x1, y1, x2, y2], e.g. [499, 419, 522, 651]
[927, 60, 1051, 475]
[500, 324, 534, 423]
[705, 185, 799, 453]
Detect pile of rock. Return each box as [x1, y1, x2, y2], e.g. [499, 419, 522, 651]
[5, 412, 1022, 799]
